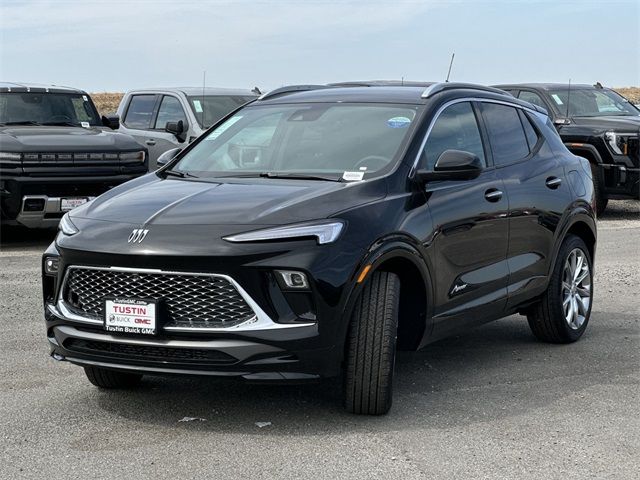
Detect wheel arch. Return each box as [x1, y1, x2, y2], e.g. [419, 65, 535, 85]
[550, 211, 597, 277]
[341, 238, 434, 353]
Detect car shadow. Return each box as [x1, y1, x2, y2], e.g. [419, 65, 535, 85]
[599, 199, 639, 221]
[0, 225, 56, 251]
[78, 312, 634, 437]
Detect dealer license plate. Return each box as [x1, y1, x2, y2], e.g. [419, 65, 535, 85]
[104, 298, 157, 335]
[61, 197, 89, 211]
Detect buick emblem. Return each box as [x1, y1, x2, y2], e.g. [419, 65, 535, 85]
[128, 228, 149, 244]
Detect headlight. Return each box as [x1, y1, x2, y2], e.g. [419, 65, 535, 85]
[223, 220, 344, 245]
[605, 131, 634, 156]
[119, 151, 146, 163]
[59, 213, 79, 236]
[0, 152, 22, 163]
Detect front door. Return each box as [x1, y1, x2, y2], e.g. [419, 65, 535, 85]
[418, 101, 510, 337]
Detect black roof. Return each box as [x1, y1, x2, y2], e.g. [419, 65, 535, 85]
[0, 82, 86, 94]
[256, 81, 526, 107]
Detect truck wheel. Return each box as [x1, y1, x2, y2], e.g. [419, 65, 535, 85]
[527, 235, 593, 343]
[344, 271, 400, 415]
[590, 163, 608, 216]
[84, 366, 142, 389]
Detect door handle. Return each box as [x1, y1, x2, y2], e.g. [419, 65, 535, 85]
[145, 139, 156, 146]
[545, 176, 562, 189]
[484, 188, 503, 202]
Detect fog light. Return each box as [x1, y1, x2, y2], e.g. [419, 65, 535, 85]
[276, 270, 309, 289]
[44, 257, 59, 275]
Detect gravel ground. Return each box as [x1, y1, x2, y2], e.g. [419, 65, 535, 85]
[0, 200, 638, 480]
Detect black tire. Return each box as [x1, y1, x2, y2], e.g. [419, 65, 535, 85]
[84, 366, 143, 389]
[527, 235, 593, 343]
[590, 163, 608, 216]
[344, 271, 400, 415]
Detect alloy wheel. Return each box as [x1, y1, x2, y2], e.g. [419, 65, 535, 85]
[562, 248, 591, 330]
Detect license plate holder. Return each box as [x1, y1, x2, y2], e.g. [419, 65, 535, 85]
[61, 197, 89, 211]
[104, 298, 158, 335]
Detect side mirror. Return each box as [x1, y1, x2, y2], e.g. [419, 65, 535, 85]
[156, 147, 182, 167]
[414, 150, 483, 183]
[101, 114, 120, 130]
[553, 118, 571, 126]
[165, 120, 188, 143]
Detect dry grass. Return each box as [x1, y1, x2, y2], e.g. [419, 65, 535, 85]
[91, 92, 124, 116]
[89, 87, 640, 117]
[615, 87, 640, 104]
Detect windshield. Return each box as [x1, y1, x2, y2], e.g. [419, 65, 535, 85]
[0, 92, 101, 126]
[187, 95, 255, 128]
[171, 103, 419, 181]
[547, 88, 640, 117]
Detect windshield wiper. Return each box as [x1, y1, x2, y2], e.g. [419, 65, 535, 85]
[258, 172, 343, 182]
[0, 121, 42, 126]
[163, 169, 199, 179]
[42, 121, 81, 127]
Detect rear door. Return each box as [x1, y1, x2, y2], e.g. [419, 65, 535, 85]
[420, 101, 510, 336]
[478, 101, 572, 309]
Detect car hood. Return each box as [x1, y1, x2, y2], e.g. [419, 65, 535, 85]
[570, 115, 640, 131]
[0, 126, 143, 152]
[70, 173, 386, 227]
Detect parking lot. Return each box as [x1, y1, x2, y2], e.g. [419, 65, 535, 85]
[0, 200, 638, 479]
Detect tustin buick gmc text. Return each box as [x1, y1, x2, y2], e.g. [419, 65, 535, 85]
[43, 82, 597, 415]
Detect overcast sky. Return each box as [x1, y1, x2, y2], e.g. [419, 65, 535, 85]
[1, 0, 638, 92]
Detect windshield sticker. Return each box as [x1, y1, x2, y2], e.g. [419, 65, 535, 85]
[387, 116, 411, 128]
[80, 121, 90, 128]
[206, 115, 243, 140]
[551, 94, 564, 105]
[343, 171, 365, 181]
[82, 95, 88, 102]
[193, 100, 203, 113]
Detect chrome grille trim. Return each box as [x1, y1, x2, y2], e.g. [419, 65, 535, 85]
[55, 265, 314, 332]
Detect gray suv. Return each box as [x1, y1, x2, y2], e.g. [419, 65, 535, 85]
[117, 87, 257, 169]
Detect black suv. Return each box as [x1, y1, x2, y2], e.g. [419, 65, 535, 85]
[495, 83, 640, 214]
[0, 83, 148, 228]
[42, 82, 596, 415]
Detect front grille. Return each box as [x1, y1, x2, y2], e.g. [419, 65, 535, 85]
[64, 338, 237, 364]
[62, 268, 256, 329]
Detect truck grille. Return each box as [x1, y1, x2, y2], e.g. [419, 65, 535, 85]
[62, 267, 256, 329]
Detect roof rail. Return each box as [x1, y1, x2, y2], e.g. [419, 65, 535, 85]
[258, 84, 332, 101]
[328, 80, 433, 88]
[421, 82, 510, 99]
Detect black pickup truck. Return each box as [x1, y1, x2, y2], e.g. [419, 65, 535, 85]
[0, 83, 148, 228]
[495, 83, 640, 214]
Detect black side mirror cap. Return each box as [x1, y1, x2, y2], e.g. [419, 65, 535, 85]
[165, 120, 188, 143]
[156, 147, 182, 167]
[414, 149, 483, 183]
[101, 114, 120, 130]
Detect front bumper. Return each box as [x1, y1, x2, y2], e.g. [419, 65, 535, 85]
[1, 174, 145, 228]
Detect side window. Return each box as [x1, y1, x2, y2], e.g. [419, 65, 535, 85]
[518, 110, 539, 150]
[481, 103, 530, 166]
[421, 102, 486, 170]
[518, 90, 546, 109]
[154, 96, 187, 129]
[123, 95, 156, 129]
